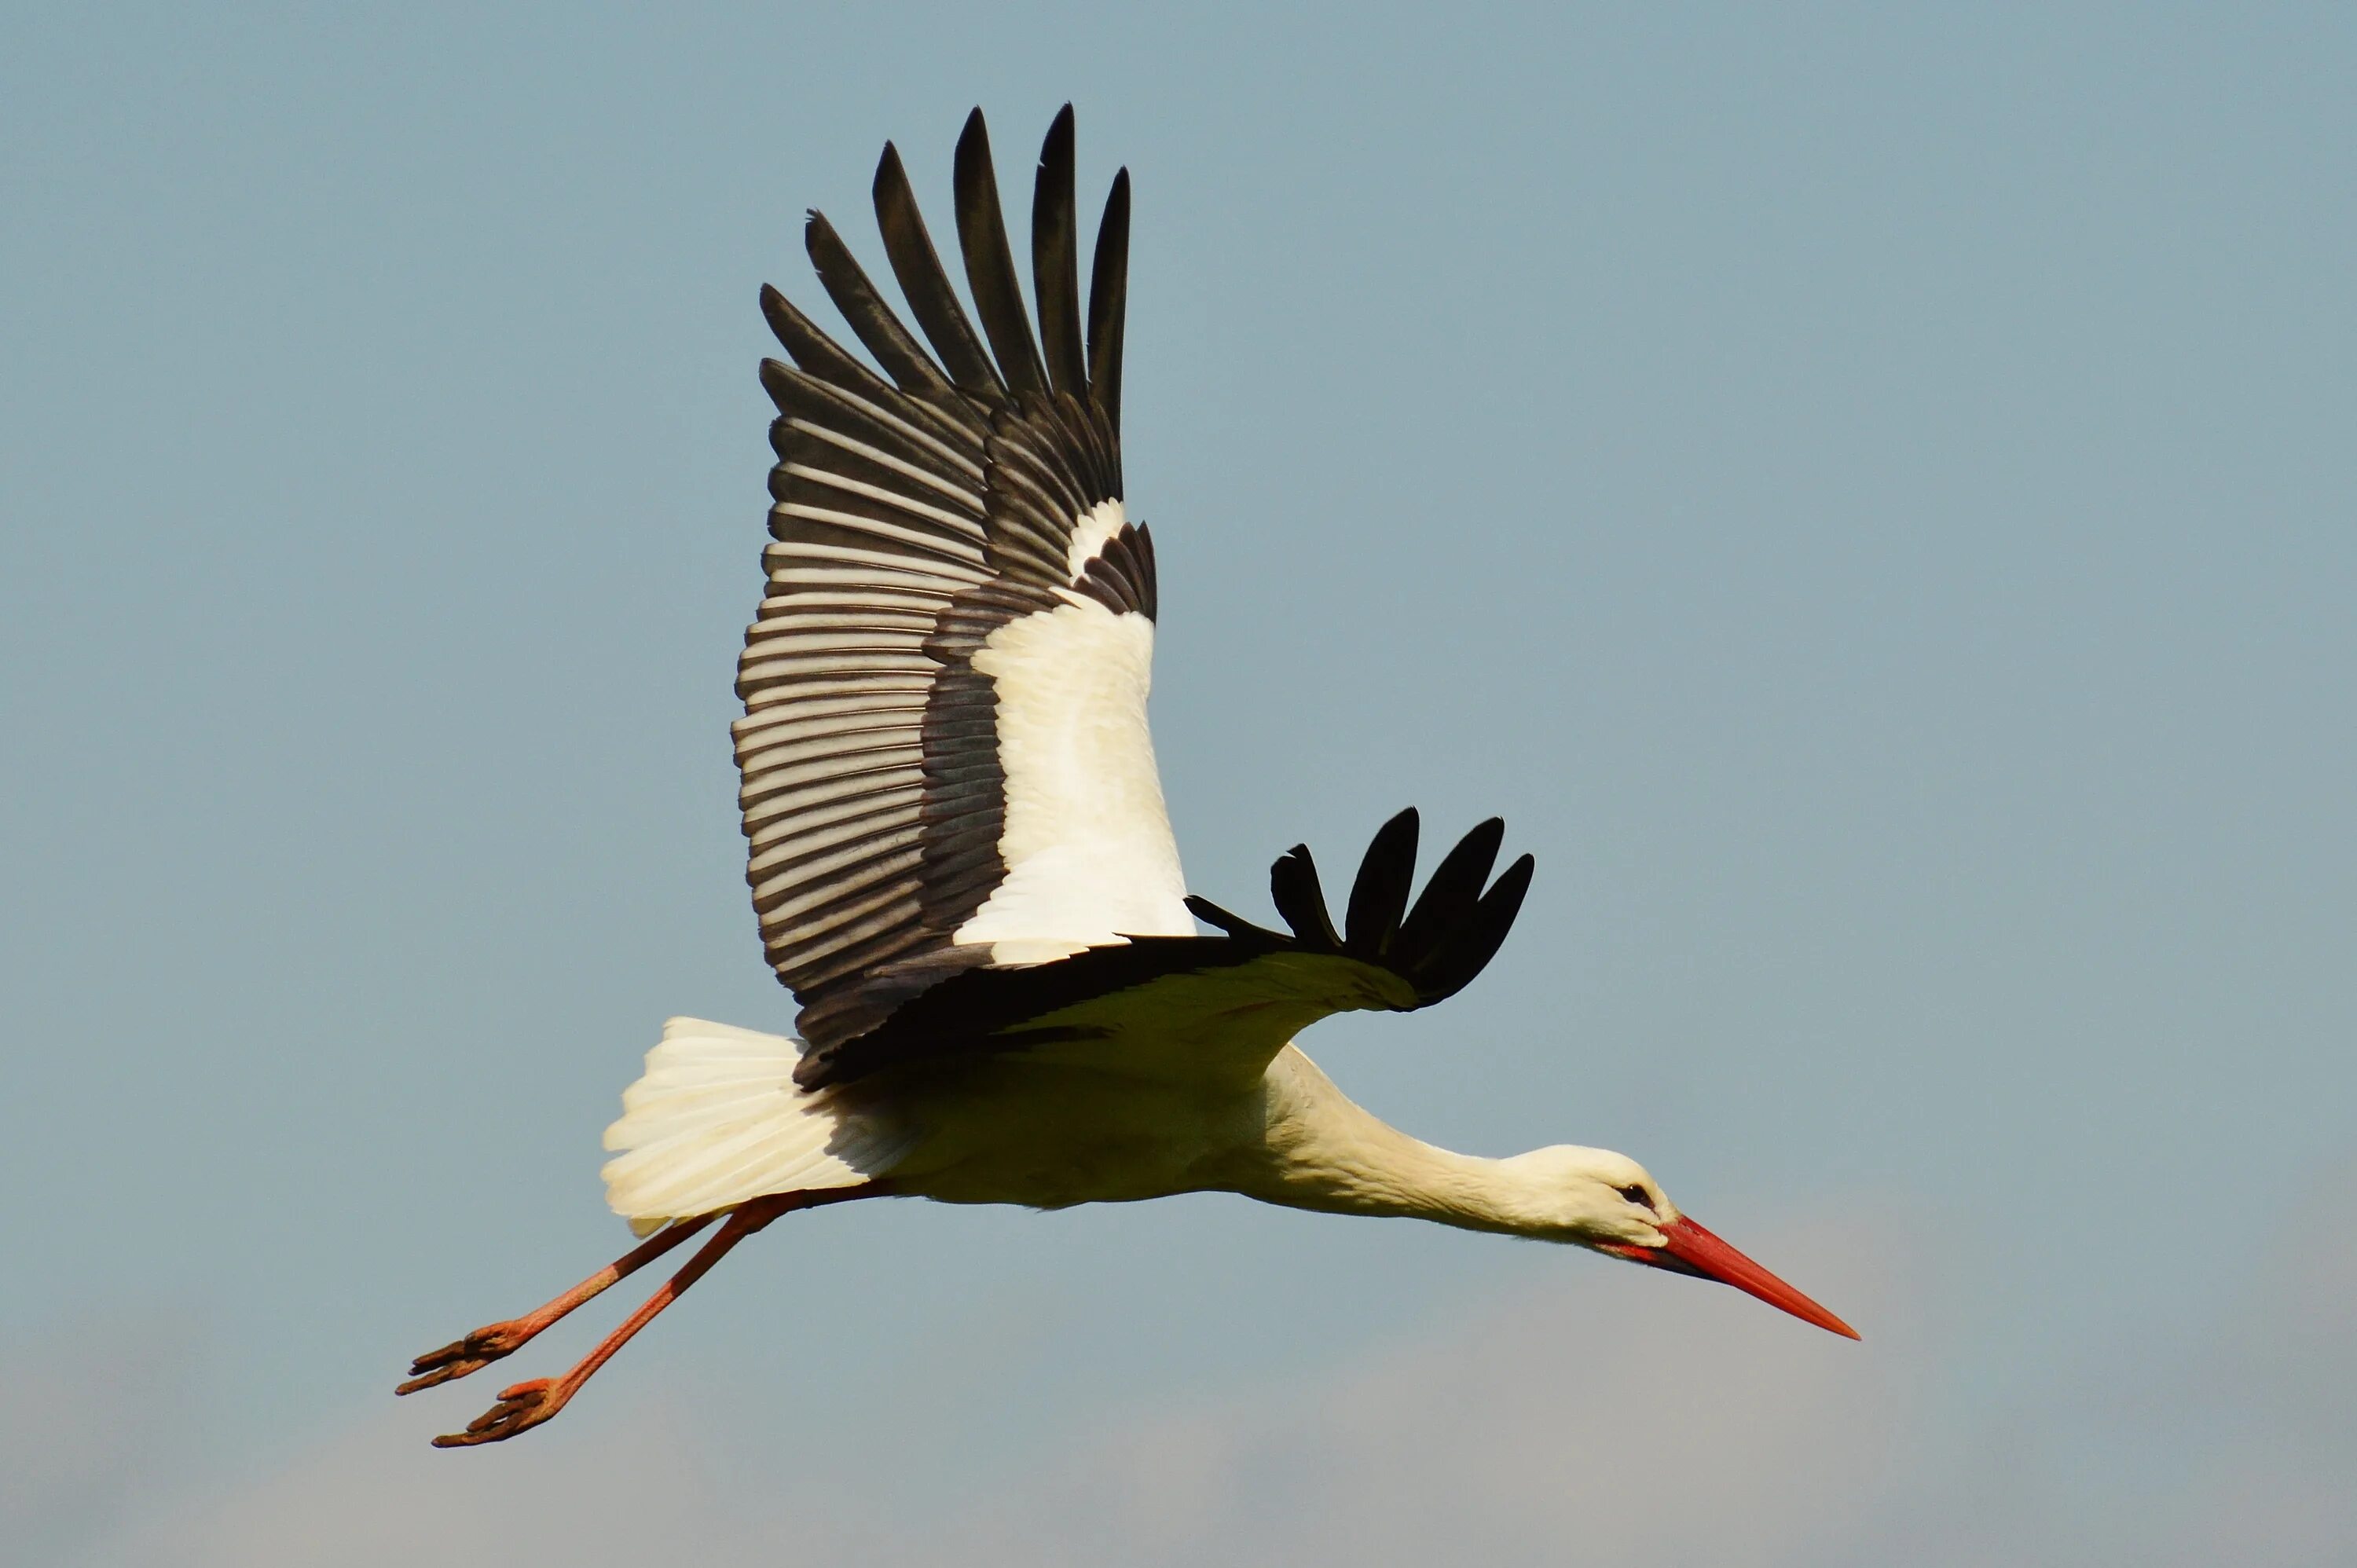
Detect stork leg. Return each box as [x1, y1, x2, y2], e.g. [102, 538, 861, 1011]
[397, 1214, 717, 1394]
[428, 1191, 805, 1448]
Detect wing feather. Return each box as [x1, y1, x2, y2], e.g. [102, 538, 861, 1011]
[1032, 104, 1088, 401]
[1086, 169, 1131, 430]
[1344, 808, 1421, 960]
[871, 141, 1002, 395]
[952, 109, 1050, 397]
[741, 108, 1189, 1045]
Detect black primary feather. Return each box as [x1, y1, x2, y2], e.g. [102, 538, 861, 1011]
[1343, 808, 1421, 959]
[1183, 892, 1256, 936]
[1412, 853, 1535, 1002]
[1299, 816, 1534, 1004]
[1086, 168, 1131, 430]
[759, 281, 883, 394]
[871, 141, 1001, 394]
[952, 109, 1050, 397]
[1393, 817, 1504, 963]
[801, 214, 963, 408]
[1269, 844, 1342, 950]
[1032, 104, 1087, 401]
[1200, 814, 1532, 1002]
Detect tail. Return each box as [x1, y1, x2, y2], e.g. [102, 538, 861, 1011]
[600, 1018, 916, 1236]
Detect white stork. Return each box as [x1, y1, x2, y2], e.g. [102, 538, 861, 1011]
[401, 107, 1856, 1449]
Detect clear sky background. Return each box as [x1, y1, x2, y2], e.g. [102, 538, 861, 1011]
[5, 5, 2352, 1563]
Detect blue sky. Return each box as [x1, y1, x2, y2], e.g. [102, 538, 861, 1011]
[4, 5, 2352, 1562]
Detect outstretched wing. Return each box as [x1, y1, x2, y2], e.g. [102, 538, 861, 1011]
[741, 107, 1191, 1050]
[794, 810, 1536, 1090]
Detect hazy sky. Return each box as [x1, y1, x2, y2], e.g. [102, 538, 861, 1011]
[5, 5, 2352, 1563]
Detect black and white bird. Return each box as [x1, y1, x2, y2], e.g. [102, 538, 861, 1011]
[401, 107, 1856, 1449]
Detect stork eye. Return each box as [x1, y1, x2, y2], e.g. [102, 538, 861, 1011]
[1616, 1184, 1653, 1210]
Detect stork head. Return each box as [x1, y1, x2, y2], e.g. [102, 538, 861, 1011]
[1506, 1145, 1860, 1340]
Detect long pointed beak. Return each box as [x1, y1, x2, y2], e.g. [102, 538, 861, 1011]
[1607, 1216, 1860, 1339]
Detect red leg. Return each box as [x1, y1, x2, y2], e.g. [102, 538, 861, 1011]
[398, 1215, 716, 1394]
[431, 1192, 812, 1449]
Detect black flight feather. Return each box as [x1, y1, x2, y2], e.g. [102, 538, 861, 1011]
[951, 109, 1049, 397]
[871, 140, 1002, 394]
[1413, 853, 1535, 1002]
[758, 282, 879, 395]
[1392, 816, 1504, 962]
[1269, 844, 1342, 951]
[1032, 104, 1088, 401]
[1183, 893, 1257, 937]
[1086, 167, 1131, 431]
[1343, 808, 1421, 959]
[801, 213, 962, 407]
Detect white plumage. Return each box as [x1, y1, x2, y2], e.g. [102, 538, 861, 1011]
[599, 1019, 915, 1236]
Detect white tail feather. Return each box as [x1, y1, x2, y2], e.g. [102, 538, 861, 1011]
[602, 1018, 912, 1235]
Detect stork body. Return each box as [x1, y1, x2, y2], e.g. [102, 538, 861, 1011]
[401, 108, 1853, 1449]
[797, 1040, 1611, 1226]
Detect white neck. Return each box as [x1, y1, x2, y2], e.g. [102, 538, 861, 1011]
[1222, 1046, 1570, 1240]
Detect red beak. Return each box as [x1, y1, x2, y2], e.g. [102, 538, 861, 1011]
[1607, 1216, 1860, 1339]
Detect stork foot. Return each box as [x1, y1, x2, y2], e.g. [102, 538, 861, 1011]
[398, 1321, 530, 1394]
[431, 1377, 568, 1447]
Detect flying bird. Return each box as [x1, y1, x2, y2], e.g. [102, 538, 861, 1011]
[401, 106, 1856, 1449]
